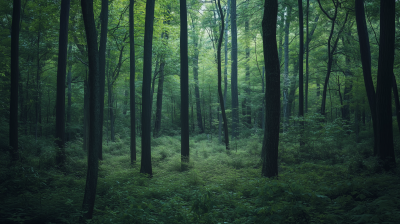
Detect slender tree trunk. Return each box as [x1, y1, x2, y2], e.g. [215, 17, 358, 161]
[55, 0, 71, 168]
[98, 0, 108, 160]
[355, 0, 378, 155]
[243, 4, 251, 126]
[261, 0, 280, 178]
[129, 0, 136, 163]
[9, 0, 21, 161]
[217, 0, 229, 150]
[305, 0, 309, 113]
[298, 0, 304, 146]
[141, 0, 155, 176]
[81, 0, 102, 219]
[376, 0, 395, 170]
[231, 0, 239, 139]
[180, 0, 189, 164]
[282, 6, 292, 131]
[342, 34, 352, 126]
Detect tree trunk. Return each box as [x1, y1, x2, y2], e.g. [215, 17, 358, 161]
[83, 78, 89, 151]
[287, 60, 298, 119]
[282, 6, 292, 131]
[231, 0, 239, 139]
[97, 0, 108, 160]
[355, 0, 378, 155]
[141, 0, 155, 176]
[376, 0, 396, 170]
[9, 0, 21, 161]
[243, 5, 251, 126]
[129, 0, 135, 163]
[261, 0, 280, 178]
[81, 0, 102, 219]
[217, 0, 229, 150]
[55, 0, 70, 168]
[298, 0, 304, 146]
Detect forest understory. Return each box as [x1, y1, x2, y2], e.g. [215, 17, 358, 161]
[1, 123, 400, 224]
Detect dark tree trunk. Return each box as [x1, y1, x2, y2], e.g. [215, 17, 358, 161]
[261, 0, 280, 178]
[282, 6, 292, 130]
[81, 0, 102, 220]
[55, 0, 70, 168]
[66, 44, 72, 142]
[376, 0, 396, 170]
[217, 0, 229, 150]
[231, 0, 239, 139]
[141, 0, 155, 176]
[180, 0, 189, 163]
[9, 0, 21, 162]
[298, 0, 304, 146]
[192, 21, 204, 134]
[287, 60, 298, 119]
[129, 0, 135, 164]
[98, 0, 108, 160]
[355, 0, 378, 155]
[305, 0, 309, 113]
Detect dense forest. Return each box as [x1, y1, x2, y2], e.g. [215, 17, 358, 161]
[1, 0, 400, 223]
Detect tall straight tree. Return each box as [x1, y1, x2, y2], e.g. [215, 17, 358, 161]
[98, 0, 108, 160]
[298, 0, 304, 146]
[355, 0, 377, 155]
[282, 6, 292, 131]
[129, 0, 136, 163]
[191, 18, 204, 133]
[141, 0, 155, 176]
[261, 0, 280, 178]
[81, 0, 102, 219]
[231, 0, 239, 139]
[217, 0, 229, 150]
[376, 0, 396, 170]
[55, 0, 71, 168]
[9, 0, 21, 162]
[305, 0, 309, 113]
[180, 0, 189, 163]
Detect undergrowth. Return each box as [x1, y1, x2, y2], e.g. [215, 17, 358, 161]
[1, 127, 399, 223]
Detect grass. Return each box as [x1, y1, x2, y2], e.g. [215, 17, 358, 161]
[1, 131, 400, 224]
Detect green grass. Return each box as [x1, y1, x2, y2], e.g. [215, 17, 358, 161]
[1, 133, 400, 224]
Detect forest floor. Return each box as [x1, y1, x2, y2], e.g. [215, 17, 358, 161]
[1, 130, 400, 224]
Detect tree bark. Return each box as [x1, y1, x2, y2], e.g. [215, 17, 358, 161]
[81, 0, 101, 219]
[55, 0, 71, 168]
[141, 0, 155, 176]
[282, 6, 292, 131]
[217, 0, 229, 150]
[231, 0, 239, 139]
[355, 0, 377, 154]
[98, 0, 108, 160]
[261, 0, 280, 178]
[9, 0, 21, 162]
[376, 0, 396, 170]
[298, 0, 304, 146]
[129, 0, 136, 163]
[180, 0, 190, 163]
[243, 3, 251, 126]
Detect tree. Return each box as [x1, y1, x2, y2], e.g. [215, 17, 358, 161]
[55, 0, 71, 168]
[355, 0, 377, 155]
[282, 6, 292, 131]
[376, 0, 396, 170]
[98, 0, 108, 160]
[261, 0, 280, 178]
[191, 18, 204, 133]
[217, 0, 229, 150]
[317, 0, 348, 117]
[129, 0, 136, 163]
[9, 0, 21, 162]
[298, 0, 304, 146]
[81, 0, 102, 219]
[180, 0, 189, 163]
[141, 0, 155, 176]
[231, 0, 239, 139]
